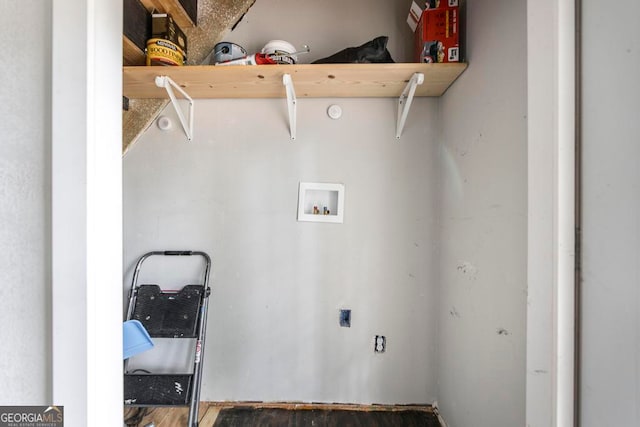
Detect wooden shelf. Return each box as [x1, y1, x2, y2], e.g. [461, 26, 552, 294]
[123, 36, 146, 66]
[122, 63, 467, 99]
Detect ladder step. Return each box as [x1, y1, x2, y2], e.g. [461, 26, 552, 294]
[132, 284, 203, 337]
[124, 374, 193, 406]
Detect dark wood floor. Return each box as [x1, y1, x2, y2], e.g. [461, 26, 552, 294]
[214, 407, 440, 427]
[124, 403, 441, 427]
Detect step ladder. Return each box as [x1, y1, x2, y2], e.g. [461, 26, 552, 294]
[124, 251, 211, 427]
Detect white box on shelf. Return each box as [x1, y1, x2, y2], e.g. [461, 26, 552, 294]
[297, 182, 345, 223]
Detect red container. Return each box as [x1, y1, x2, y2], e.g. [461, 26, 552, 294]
[414, 1, 460, 63]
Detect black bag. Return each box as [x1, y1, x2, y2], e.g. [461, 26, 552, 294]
[312, 36, 395, 64]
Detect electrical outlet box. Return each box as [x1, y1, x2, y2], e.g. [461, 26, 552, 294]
[339, 309, 351, 327]
[375, 335, 386, 353]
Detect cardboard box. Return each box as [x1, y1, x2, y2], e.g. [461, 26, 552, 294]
[414, 0, 460, 63]
[406, 1, 424, 32]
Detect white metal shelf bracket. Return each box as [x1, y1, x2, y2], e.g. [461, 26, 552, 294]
[283, 74, 297, 140]
[396, 72, 425, 139]
[155, 75, 194, 141]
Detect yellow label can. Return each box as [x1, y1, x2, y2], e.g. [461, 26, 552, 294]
[146, 38, 186, 66]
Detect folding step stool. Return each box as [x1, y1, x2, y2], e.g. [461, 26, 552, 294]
[124, 251, 211, 427]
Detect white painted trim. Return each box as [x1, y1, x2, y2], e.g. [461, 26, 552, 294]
[52, 1, 123, 425]
[526, 0, 576, 426]
[556, 1, 576, 424]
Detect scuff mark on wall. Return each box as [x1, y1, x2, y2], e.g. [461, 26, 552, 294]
[449, 307, 461, 318]
[455, 132, 484, 158]
[497, 328, 510, 336]
[456, 261, 478, 280]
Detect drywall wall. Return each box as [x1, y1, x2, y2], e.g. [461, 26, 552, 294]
[204, 0, 415, 64]
[581, 0, 640, 425]
[124, 95, 440, 403]
[123, 0, 438, 404]
[0, 0, 52, 404]
[436, 0, 528, 426]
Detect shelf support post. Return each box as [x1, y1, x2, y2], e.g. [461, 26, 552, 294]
[396, 72, 425, 139]
[283, 74, 297, 140]
[155, 75, 194, 141]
